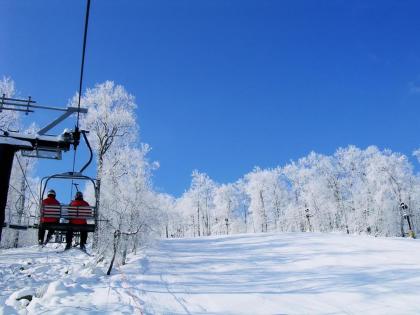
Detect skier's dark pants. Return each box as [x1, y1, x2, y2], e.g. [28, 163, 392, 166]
[66, 230, 87, 248]
[38, 227, 55, 244]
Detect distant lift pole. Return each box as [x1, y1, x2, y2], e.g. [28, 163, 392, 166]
[0, 95, 87, 242]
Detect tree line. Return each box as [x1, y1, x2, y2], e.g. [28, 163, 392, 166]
[165, 146, 420, 238]
[2, 76, 420, 270]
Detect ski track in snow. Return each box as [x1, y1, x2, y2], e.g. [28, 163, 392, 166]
[127, 233, 420, 315]
[2, 233, 420, 314]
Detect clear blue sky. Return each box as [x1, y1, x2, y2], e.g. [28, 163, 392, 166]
[2, 0, 420, 196]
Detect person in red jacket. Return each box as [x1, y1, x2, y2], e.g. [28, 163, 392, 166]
[38, 189, 60, 245]
[65, 191, 89, 250]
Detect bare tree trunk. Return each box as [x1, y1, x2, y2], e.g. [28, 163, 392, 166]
[197, 202, 200, 237]
[205, 212, 210, 236]
[132, 234, 138, 254]
[386, 172, 405, 237]
[92, 152, 106, 250]
[93, 179, 101, 249]
[259, 190, 267, 232]
[107, 230, 120, 276]
[243, 205, 248, 233]
[121, 234, 128, 265]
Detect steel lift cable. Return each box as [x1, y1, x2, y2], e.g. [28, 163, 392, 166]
[15, 155, 38, 204]
[76, 0, 91, 129]
[70, 0, 92, 199]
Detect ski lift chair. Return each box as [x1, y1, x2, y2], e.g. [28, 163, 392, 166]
[38, 172, 99, 233]
[5, 200, 38, 230]
[7, 214, 34, 230]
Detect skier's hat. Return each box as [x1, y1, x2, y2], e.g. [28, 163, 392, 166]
[75, 191, 83, 200]
[47, 189, 56, 197]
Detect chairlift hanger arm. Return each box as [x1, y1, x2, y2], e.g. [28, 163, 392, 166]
[79, 130, 93, 173]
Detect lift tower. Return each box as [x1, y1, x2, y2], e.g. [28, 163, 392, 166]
[0, 95, 87, 242]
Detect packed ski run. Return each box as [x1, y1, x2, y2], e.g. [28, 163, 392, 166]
[2, 232, 420, 314]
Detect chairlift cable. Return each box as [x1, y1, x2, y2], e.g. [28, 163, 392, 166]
[76, 0, 91, 130]
[8, 183, 23, 195]
[8, 183, 37, 207]
[70, 0, 91, 196]
[13, 195, 34, 217]
[72, 0, 91, 169]
[15, 155, 38, 205]
[6, 185, 37, 221]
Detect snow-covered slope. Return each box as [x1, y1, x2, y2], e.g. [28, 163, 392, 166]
[2, 233, 420, 314]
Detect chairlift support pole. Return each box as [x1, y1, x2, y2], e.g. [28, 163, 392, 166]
[305, 208, 313, 232]
[0, 145, 19, 241]
[401, 202, 415, 238]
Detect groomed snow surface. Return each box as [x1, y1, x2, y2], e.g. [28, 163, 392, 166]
[1, 233, 420, 314]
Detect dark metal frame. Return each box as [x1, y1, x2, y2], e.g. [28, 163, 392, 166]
[0, 95, 87, 135]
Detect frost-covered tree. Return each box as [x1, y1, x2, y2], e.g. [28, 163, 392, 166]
[413, 149, 420, 163]
[1, 77, 39, 248]
[170, 171, 218, 237]
[0, 76, 18, 131]
[77, 81, 138, 249]
[282, 156, 326, 232]
[243, 167, 288, 232]
[71, 81, 162, 272]
[168, 145, 420, 239]
[213, 183, 240, 235]
[98, 145, 157, 271]
[363, 147, 415, 236]
[155, 193, 177, 238]
[79, 81, 137, 181]
[3, 152, 38, 248]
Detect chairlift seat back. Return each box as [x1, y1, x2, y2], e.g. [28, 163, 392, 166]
[42, 205, 95, 220]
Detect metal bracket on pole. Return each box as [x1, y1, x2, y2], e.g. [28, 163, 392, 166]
[38, 107, 88, 135]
